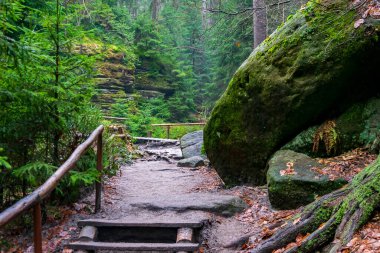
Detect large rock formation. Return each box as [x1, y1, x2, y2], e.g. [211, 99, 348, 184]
[204, 0, 380, 185]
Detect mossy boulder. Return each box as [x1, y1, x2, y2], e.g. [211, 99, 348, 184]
[267, 150, 347, 210]
[282, 98, 380, 156]
[204, 0, 380, 185]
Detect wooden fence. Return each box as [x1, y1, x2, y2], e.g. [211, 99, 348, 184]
[150, 123, 206, 139]
[0, 125, 105, 253]
[103, 116, 206, 139]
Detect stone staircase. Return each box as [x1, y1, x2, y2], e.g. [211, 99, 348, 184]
[67, 217, 206, 252]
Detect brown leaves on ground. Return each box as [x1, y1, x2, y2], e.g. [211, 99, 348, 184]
[272, 233, 311, 253]
[312, 148, 377, 182]
[353, 0, 380, 28]
[190, 166, 224, 192]
[240, 149, 378, 252]
[0, 205, 86, 253]
[230, 186, 300, 250]
[340, 211, 380, 253]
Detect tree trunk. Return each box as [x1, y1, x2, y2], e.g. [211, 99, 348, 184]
[252, 154, 380, 253]
[151, 0, 161, 21]
[129, 0, 138, 18]
[253, 0, 267, 48]
[207, 0, 220, 26]
[53, 0, 61, 165]
[172, 0, 179, 10]
[202, 0, 208, 30]
[0, 185, 3, 207]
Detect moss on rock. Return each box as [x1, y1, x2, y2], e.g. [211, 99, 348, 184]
[282, 98, 380, 156]
[267, 150, 346, 210]
[204, 0, 380, 185]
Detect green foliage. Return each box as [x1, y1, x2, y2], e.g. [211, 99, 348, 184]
[204, 0, 253, 109]
[111, 95, 168, 136]
[12, 162, 57, 187]
[0, 0, 305, 209]
[0, 149, 11, 170]
[69, 169, 99, 188]
[0, 0, 105, 206]
[103, 123, 133, 174]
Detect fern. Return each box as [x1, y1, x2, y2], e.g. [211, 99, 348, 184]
[312, 120, 340, 155]
[0, 148, 11, 169]
[12, 162, 56, 187]
[68, 168, 99, 187]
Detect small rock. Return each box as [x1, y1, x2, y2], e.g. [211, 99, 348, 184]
[178, 156, 205, 167]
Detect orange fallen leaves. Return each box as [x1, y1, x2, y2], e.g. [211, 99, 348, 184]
[293, 217, 301, 225]
[318, 222, 326, 230]
[313, 149, 376, 182]
[341, 211, 380, 252]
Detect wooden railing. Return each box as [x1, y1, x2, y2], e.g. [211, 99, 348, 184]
[103, 116, 206, 139]
[0, 125, 105, 253]
[150, 123, 206, 139]
[103, 116, 127, 121]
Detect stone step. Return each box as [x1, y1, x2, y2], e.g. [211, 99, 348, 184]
[68, 241, 199, 251]
[78, 218, 206, 228]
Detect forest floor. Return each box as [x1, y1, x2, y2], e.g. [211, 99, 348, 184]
[1, 144, 379, 253]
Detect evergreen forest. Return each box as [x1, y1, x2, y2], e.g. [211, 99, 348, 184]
[1, 0, 380, 252]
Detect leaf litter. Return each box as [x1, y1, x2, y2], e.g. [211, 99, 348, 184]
[312, 148, 377, 182]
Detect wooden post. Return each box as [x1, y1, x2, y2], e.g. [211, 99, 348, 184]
[166, 126, 170, 139]
[147, 131, 152, 138]
[0, 186, 3, 206]
[177, 227, 193, 243]
[33, 203, 42, 253]
[95, 133, 103, 213]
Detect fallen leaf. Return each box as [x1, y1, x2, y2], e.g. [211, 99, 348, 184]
[369, 6, 380, 19]
[318, 222, 326, 230]
[293, 217, 301, 225]
[354, 18, 365, 28]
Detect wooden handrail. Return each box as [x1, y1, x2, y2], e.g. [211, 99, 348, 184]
[0, 125, 104, 252]
[151, 123, 206, 127]
[103, 116, 127, 121]
[148, 122, 205, 139]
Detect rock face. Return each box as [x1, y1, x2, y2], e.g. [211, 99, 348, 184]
[78, 40, 176, 111]
[180, 131, 205, 159]
[267, 150, 347, 210]
[204, 0, 380, 185]
[283, 98, 380, 156]
[78, 43, 135, 111]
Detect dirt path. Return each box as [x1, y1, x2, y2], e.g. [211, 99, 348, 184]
[2, 143, 298, 252]
[55, 143, 254, 252]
